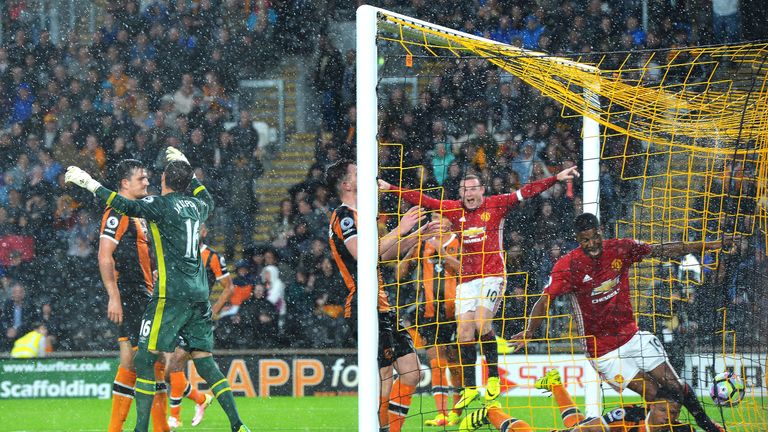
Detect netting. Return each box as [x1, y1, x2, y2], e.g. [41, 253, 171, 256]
[371, 9, 768, 432]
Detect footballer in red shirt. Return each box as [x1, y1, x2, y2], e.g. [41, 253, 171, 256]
[379, 165, 579, 408]
[514, 213, 729, 432]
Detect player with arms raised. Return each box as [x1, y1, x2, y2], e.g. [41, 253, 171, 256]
[65, 148, 249, 432]
[379, 165, 579, 407]
[513, 213, 727, 432]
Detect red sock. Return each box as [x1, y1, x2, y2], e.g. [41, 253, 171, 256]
[488, 406, 533, 432]
[388, 379, 415, 432]
[108, 366, 136, 432]
[430, 358, 448, 415]
[552, 383, 585, 427]
[151, 361, 170, 432]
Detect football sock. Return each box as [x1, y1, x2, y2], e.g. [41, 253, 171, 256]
[379, 395, 390, 429]
[448, 363, 463, 415]
[193, 356, 243, 432]
[133, 349, 157, 432]
[169, 371, 185, 420]
[674, 383, 720, 432]
[459, 343, 477, 388]
[387, 379, 415, 432]
[480, 331, 499, 378]
[109, 366, 136, 432]
[170, 371, 208, 420]
[151, 361, 169, 432]
[430, 358, 448, 415]
[186, 378, 207, 404]
[551, 383, 585, 427]
[488, 406, 533, 432]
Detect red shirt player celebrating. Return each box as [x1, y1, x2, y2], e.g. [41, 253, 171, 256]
[379, 165, 579, 408]
[514, 213, 728, 432]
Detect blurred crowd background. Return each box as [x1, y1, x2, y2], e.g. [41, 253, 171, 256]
[0, 0, 765, 356]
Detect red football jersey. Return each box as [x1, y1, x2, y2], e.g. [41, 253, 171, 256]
[394, 176, 557, 284]
[544, 238, 652, 357]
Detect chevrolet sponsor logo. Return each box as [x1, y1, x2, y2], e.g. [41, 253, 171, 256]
[590, 276, 620, 296]
[462, 227, 485, 237]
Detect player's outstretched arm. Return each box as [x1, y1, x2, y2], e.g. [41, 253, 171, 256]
[378, 178, 453, 210]
[510, 293, 553, 351]
[507, 166, 580, 206]
[649, 235, 737, 259]
[66, 166, 164, 221]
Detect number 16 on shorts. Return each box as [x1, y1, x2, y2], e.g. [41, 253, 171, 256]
[140, 319, 152, 337]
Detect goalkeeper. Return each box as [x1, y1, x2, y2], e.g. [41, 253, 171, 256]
[65, 148, 249, 432]
[459, 370, 696, 432]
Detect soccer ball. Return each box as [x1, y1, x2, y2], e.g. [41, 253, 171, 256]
[709, 371, 746, 407]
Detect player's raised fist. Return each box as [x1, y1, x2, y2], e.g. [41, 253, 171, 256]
[166, 146, 189, 164]
[556, 166, 580, 181]
[65, 166, 101, 193]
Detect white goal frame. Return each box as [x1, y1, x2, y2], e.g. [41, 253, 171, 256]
[356, 5, 602, 430]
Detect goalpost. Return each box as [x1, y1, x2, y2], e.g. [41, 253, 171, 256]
[357, 4, 768, 432]
[356, 5, 603, 430]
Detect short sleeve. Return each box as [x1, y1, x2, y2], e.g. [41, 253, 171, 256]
[211, 253, 230, 280]
[335, 208, 357, 242]
[99, 209, 129, 244]
[543, 258, 573, 297]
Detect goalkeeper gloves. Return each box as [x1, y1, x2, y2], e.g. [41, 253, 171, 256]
[64, 166, 102, 194]
[166, 146, 189, 164]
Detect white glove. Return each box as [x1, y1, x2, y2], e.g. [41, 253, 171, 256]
[65, 166, 101, 193]
[166, 147, 189, 164]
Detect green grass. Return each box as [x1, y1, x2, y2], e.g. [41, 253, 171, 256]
[0, 396, 763, 431]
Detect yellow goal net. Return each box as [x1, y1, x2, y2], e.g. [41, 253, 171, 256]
[359, 6, 768, 432]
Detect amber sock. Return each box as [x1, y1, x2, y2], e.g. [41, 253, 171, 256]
[108, 366, 136, 432]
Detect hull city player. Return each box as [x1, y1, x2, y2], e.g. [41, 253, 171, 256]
[397, 213, 464, 426]
[327, 159, 439, 432]
[459, 370, 695, 432]
[66, 148, 250, 432]
[98, 159, 169, 432]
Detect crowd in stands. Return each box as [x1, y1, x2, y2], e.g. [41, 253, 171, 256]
[0, 0, 762, 355]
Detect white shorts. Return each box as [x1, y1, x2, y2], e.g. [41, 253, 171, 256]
[455, 276, 505, 316]
[592, 330, 672, 390]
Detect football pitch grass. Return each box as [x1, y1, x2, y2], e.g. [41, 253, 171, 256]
[0, 395, 759, 431]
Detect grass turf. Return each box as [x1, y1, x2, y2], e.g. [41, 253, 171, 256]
[0, 395, 762, 431]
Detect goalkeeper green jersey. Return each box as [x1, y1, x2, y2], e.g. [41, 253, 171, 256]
[94, 178, 213, 302]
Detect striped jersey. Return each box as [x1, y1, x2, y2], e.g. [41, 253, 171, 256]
[416, 234, 459, 320]
[328, 204, 389, 318]
[99, 208, 153, 294]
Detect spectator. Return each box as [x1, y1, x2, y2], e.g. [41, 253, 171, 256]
[712, 0, 741, 43]
[313, 34, 344, 132]
[230, 109, 260, 157]
[0, 282, 35, 350]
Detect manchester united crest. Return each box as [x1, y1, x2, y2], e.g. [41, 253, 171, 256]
[611, 259, 622, 271]
[480, 211, 491, 222]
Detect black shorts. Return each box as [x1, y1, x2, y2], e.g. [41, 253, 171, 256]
[378, 311, 415, 367]
[418, 316, 456, 348]
[115, 287, 151, 347]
